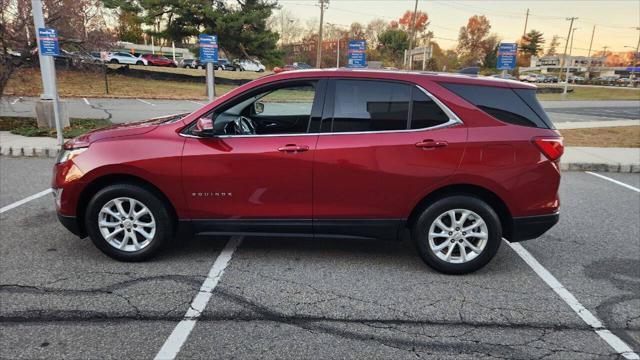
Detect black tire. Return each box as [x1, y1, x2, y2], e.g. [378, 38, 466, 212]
[412, 195, 502, 274]
[110, 59, 119, 64]
[85, 183, 174, 261]
[136, 61, 143, 65]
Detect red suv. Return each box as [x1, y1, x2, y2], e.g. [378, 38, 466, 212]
[141, 54, 177, 67]
[53, 69, 562, 274]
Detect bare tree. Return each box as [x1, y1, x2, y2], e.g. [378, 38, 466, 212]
[268, 8, 303, 45]
[365, 18, 386, 48]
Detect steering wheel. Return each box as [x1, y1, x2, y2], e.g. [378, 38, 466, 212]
[225, 116, 257, 135]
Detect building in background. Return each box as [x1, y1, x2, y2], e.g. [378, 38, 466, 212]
[522, 54, 638, 79]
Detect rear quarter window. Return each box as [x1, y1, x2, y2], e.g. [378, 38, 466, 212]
[440, 83, 553, 129]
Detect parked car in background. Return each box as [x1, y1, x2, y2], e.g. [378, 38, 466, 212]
[614, 77, 639, 86]
[527, 74, 548, 83]
[233, 59, 266, 72]
[180, 58, 201, 69]
[89, 52, 104, 63]
[274, 62, 314, 73]
[543, 75, 558, 83]
[54, 69, 561, 274]
[489, 73, 517, 80]
[141, 54, 177, 67]
[567, 75, 585, 83]
[215, 58, 236, 71]
[592, 76, 618, 85]
[106, 52, 148, 65]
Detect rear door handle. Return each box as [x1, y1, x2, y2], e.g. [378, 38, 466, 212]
[277, 144, 309, 153]
[415, 140, 448, 149]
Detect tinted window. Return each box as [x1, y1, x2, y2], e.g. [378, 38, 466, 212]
[331, 80, 410, 132]
[441, 83, 552, 128]
[410, 89, 450, 129]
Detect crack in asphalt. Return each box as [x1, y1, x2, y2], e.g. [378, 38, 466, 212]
[0, 285, 624, 358]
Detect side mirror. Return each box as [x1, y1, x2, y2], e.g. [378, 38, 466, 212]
[192, 117, 214, 136]
[254, 101, 265, 114]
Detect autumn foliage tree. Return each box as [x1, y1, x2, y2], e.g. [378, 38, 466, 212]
[456, 15, 492, 67]
[397, 10, 429, 33]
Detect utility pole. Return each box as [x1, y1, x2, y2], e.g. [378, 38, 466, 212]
[587, 25, 595, 57]
[559, 17, 578, 81]
[563, 27, 577, 95]
[585, 25, 596, 78]
[522, 8, 530, 38]
[406, 0, 419, 70]
[316, 0, 328, 68]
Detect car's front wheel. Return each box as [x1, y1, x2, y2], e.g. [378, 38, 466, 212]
[412, 195, 501, 274]
[85, 183, 173, 261]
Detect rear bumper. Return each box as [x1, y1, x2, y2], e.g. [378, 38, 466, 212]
[509, 213, 559, 242]
[57, 212, 85, 238]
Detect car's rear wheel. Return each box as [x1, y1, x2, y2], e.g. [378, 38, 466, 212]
[136, 61, 143, 65]
[110, 59, 118, 64]
[85, 183, 173, 261]
[412, 195, 501, 274]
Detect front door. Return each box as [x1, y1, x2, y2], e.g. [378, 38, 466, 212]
[181, 80, 324, 235]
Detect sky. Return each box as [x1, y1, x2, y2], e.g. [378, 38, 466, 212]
[277, 0, 640, 55]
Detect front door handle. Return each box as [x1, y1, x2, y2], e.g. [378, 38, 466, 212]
[415, 139, 448, 149]
[277, 144, 309, 153]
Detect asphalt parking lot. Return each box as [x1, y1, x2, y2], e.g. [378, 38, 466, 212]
[1, 157, 639, 359]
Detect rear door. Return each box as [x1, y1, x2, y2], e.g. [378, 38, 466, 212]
[312, 79, 467, 238]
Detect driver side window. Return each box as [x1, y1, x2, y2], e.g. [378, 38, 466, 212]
[213, 81, 317, 136]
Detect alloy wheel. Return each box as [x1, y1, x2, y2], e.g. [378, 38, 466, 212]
[428, 209, 488, 264]
[98, 197, 156, 252]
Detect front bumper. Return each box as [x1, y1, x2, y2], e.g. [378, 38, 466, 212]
[509, 213, 559, 242]
[57, 212, 85, 238]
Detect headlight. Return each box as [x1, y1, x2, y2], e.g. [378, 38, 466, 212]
[56, 148, 87, 164]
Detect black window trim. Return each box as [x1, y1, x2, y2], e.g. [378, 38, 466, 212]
[181, 78, 462, 139]
[320, 78, 462, 136]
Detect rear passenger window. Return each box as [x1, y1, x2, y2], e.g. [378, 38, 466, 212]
[410, 89, 450, 129]
[440, 83, 552, 129]
[331, 80, 410, 132]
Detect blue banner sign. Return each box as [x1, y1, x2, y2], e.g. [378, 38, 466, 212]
[497, 43, 517, 70]
[199, 34, 219, 63]
[347, 40, 366, 68]
[38, 28, 59, 56]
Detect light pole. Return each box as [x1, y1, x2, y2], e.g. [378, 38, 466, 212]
[624, 45, 639, 85]
[563, 27, 578, 95]
[326, 23, 341, 68]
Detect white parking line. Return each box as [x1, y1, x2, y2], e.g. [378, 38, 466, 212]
[137, 98, 156, 106]
[83, 98, 90, 105]
[10, 98, 20, 105]
[187, 100, 204, 106]
[154, 235, 243, 360]
[0, 189, 53, 214]
[586, 171, 640, 193]
[506, 241, 640, 360]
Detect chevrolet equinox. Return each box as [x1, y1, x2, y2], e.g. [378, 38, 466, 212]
[53, 69, 562, 274]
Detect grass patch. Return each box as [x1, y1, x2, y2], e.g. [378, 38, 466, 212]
[5, 67, 237, 100]
[561, 126, 640, 148]
[0, 116, 112, 138]
[538, 86, 640, 101]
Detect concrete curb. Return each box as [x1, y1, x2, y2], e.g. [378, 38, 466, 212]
[560, 162, 640, 173]
[1, 147, 638, 173]
[0, 146, 60, 158]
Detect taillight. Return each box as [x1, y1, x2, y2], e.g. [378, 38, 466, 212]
[533, 137, 564, 161]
